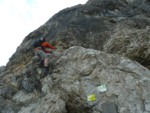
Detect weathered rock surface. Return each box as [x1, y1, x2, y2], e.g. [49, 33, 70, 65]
[0, 96, 22, 113]
[6, 0, 150, 70]
[49, 46, 150, 113]
[0, 66, 6, 77]
[104, 25, 150, 69]
[1, 46, 150, 113]
[0, 0, 150, 113]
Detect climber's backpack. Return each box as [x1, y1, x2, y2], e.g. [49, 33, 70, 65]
[33, 42, 40, 48]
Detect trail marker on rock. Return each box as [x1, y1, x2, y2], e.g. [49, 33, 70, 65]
[97, 84, 107, 92]
[87, 94, 96, 101]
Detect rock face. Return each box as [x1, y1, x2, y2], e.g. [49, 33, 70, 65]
[6, 0, 150, 69]
[0, 0, 150, 113]
[1, 46, 150, 113]
[51, 46, 150, 113]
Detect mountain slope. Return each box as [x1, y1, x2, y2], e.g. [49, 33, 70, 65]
[1, 46, 150, 113]
[0, 0, 150, 113]
[6, 0, 150, 70]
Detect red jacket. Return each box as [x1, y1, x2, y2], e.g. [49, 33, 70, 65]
[41, 42, 57, 53]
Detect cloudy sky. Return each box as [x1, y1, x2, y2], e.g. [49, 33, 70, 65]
[0, 0, 87, 66]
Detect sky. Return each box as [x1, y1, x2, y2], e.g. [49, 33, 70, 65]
[0, 0, 88, 66]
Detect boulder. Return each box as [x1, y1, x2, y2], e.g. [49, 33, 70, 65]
[43, 46, 150, 113]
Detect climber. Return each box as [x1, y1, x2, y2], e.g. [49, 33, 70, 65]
[33, 37, 57, 75]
